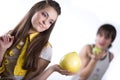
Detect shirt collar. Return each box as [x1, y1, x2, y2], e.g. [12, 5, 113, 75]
[29, 32, 39, 41]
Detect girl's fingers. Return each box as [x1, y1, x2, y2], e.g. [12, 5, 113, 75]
[10, 36, 14, 41]
[0, 36, 5, 41]
[0, 34, 14, 43]
[2, 35, 8, 42]
[5, 34, 14, 42]
[6, 35, 10, 42]
[59, 69, 75, 75]
[6, 34, 12, 42]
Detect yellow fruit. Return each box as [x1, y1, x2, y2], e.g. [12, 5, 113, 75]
[92, 47, 101, 55]
[59, 52, 81, 73]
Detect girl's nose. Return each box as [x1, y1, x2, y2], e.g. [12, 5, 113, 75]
[42, 20, 45, 25]
[42, 18, 48, 25]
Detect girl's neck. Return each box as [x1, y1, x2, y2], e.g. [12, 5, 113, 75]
[28, 28, 38, 34]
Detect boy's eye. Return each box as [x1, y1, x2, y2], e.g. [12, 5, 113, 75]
[99, 33, 103, 37]
[105, 36, 111, 40]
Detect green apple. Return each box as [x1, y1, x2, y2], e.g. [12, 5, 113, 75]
[59, 52, 81, 73]
[92, 47, 101, 55]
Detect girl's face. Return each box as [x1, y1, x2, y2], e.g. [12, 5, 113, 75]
[30, 6, 58, 33]
[95, 33, 112, 50]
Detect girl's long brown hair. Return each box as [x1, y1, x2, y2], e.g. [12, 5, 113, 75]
[9, 0, 61, 71]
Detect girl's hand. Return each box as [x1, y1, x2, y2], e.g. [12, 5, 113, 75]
[88, 51, 107, 60]
[0, 34, 14, 51]
[50, 64, 76, 76]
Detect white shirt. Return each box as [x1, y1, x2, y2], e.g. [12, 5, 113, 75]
[40, 45, 52, 61]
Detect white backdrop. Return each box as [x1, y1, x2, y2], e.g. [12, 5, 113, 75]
[0, 0, 120, 80]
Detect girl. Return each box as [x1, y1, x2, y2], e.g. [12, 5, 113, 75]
[0, 0, 72, 80]
[72, 24, 117, 80]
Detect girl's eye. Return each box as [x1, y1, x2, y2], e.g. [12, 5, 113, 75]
[49, 21, 53, 25]
[41, 12, 47, 17]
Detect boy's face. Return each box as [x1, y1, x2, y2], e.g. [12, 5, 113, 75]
[96, 33, 112, 50]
